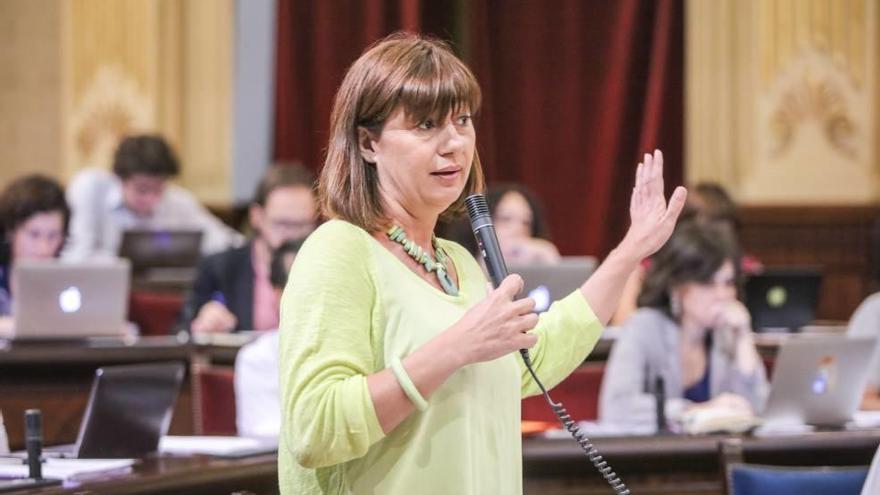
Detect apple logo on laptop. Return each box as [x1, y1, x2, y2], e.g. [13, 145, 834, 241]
[810, 355, 837, 395]
[59, 286, 82, 314]
[528, 285, 551, 313]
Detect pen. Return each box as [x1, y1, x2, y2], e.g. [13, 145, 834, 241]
[210, 291, 227, 306]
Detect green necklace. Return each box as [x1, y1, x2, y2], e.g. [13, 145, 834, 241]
[387, 225, 459, 296]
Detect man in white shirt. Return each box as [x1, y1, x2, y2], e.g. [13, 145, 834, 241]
[0, 410, 8, 454]
[64, 134, 242, 260]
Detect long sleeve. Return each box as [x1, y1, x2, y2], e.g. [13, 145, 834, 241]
[178, 254, 223, 331]
[63, 169, 110, 260]
[235, 331, 281, 438]
[598, 314, 663, 425]
[519, 291, 604, 397]
[278, 222, 385, 469]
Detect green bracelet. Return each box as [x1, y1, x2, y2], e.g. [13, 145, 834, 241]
[390, 357, 428, 411]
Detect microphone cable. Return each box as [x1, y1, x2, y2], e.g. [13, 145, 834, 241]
[465, 194, 630, 495]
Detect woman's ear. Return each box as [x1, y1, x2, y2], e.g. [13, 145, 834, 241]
[358, 127, 378, 164]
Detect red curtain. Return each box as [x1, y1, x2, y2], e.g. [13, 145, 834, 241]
[274, 0, 683, 257]
[274, 0, 457, 175]
[469, 0, 683, 257]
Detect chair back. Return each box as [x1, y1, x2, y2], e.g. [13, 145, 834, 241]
[727, 463, 868, 495]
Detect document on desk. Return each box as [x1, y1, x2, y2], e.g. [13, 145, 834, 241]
[0, 458, 135, 481]
[159, 436, 277, 457]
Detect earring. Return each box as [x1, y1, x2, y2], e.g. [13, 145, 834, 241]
[669, 291, 682, 319]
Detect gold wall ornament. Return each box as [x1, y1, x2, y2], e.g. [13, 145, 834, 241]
[69, 65, 155, 170]
[769, 72, 857, 160]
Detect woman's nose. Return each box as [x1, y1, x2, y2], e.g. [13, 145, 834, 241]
[439, 123, 466, 152]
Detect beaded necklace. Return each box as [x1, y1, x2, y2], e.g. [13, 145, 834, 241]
[386, 225, 458, 296]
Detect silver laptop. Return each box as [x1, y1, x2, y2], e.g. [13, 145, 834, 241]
[508, 256, 597, 312]
[761, 335, 875, 426]
[9, 260, 130, 340]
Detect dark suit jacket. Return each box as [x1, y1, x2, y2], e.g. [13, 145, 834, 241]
[179, 243, 255, 332]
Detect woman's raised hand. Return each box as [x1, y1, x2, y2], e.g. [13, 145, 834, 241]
[450, 274, 539, 365]
[621, 149, 687, 260]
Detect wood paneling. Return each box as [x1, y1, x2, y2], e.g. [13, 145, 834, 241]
[739, 204, 880, 320]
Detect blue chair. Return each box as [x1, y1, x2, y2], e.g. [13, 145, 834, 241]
[720, 438, 869, 495]
[727, 463, 869, 495]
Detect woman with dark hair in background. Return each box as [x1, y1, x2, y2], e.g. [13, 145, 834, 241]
[599, 221, 768, 429]
[611, 181, 763, 325]
[487, 184, 560, 264]
[0, 174, 70, 318]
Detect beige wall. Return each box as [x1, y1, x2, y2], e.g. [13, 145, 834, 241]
[0, 0, 63, 182]
[0, 0, 232, 205]
[687, 0, 880, 204]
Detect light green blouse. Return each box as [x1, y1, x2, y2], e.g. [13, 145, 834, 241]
[278, 220, 603, 494]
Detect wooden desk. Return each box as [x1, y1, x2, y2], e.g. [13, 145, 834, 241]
[2, 431, 877, 495]
[0, 335, 259, 450]
[0, 338, 194, 451]
[523, 430, 880, 494]
[4, 454, 279, 495]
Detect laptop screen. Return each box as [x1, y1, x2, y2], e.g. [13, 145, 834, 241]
[745, 267, 822, 331]
[118, 230, 203, 271]
[509, 257, 597, 312]
[74, 362, 185, 458]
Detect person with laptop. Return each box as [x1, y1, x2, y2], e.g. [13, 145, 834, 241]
[599, 222, 769, 429]
[181, 164, 317, 334]
[234, 238, 303, 437]
[63, 134, 242, 261]
[0, 174, 70, 322]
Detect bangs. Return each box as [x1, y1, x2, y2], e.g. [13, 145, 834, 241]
[397, 51, 481, 125]
[356, 37, 482, 129]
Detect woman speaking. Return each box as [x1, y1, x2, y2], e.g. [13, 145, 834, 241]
[279, 33, 687, 494]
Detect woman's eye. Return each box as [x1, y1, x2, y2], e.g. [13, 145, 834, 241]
[417, 120, 435, 130]
[456, 115, 472, 126]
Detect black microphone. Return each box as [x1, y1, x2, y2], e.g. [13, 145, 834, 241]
[24, 409, 43, 480]
[465, 194, 529, 360]
[464, 194, 509, 288]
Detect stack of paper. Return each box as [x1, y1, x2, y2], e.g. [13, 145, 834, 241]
[159, 436, 277, 457]
[0, 458, 135, 481]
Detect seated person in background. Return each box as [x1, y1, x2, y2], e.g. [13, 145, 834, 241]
[488, 184, 560, 264]
[599, 222, 768, 428]
[611, 181, 761, 325]
[0, 175, 70, 326]
[847, 293, 880, 409]
[64, 134, 242, 260]
[234, 238, 303, 438]
[0, 410, 7, 454]
[181, 164, 317, 334]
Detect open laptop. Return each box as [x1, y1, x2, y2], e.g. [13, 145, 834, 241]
[118, 230, 202, 287]
[6, 260, 130, 341]
[44, 362, 185, 459]
[745, 267, 822, 331]
[509, 256, 597, 312]
[761, 335, 875, 427]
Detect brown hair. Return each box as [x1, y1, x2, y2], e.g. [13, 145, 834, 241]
[253, 162, 315, 207]
[0, 174, 70, 260]
[637, 221, 742, 315]
[112, 134, 180, 179]
[318, 32, 485, 232]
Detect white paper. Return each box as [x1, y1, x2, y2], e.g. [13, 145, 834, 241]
[159, 435, 277, 456]
[0, 458, 134, 480]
